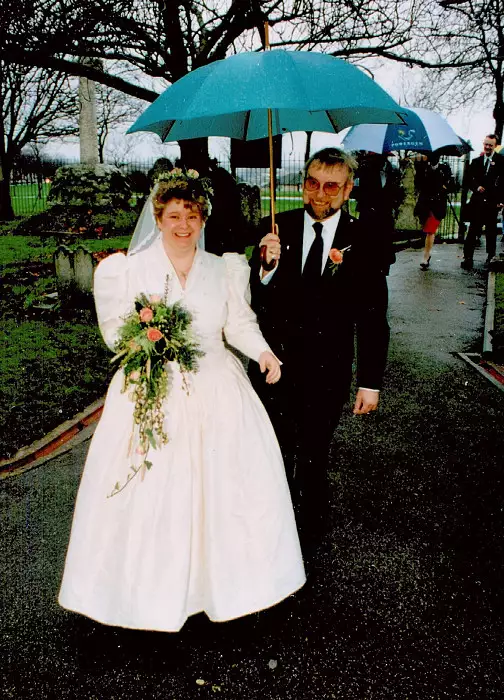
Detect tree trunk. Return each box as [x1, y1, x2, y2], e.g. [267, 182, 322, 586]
[0, 171, 14, 221]
[98, 135, 105, 164]
[304, 131, 313, 163]
[493, 95, 504, 144]
[0, 116, 14, 220]
[178, 138, 211, 171]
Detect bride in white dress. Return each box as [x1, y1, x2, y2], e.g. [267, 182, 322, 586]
[58, 169, 305, 632]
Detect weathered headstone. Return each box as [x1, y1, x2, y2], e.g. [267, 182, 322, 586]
[54, 246, 74, 298]
[74, 246, 94, 292]
[394, 159, 420, 232]
[54, 245, 94, 308]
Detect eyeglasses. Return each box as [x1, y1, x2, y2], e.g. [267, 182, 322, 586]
[304, 176, 344, 196]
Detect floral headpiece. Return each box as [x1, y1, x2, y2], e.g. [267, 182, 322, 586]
[155, 168, 213, 200]
[153, 168, 214, 219]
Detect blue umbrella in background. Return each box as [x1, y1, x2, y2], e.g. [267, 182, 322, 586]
[341, 106, 471, 155]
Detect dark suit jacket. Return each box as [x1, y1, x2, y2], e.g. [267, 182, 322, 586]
[249, 208, 390, 404]
[467, 153, 504, 217]
[414, 161, 454, 223]
[354, 160, 398, 273]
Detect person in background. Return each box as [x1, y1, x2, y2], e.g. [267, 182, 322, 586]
[414, 153, 454, 270]
[175, 157, 244, 255]
[353, 150, 398, 275]
[498, 144, 504, 243]
[461, 134, 504, 270]
[147, 157, 174, 183]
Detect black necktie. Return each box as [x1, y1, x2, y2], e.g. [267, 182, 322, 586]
[302, 222, 324, 284]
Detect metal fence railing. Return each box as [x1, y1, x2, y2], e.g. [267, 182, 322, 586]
[10, 177, 52, 217]
[9, 154, 468, 239]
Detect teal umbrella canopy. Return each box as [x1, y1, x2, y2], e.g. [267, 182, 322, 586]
[127, 50, 405, 142]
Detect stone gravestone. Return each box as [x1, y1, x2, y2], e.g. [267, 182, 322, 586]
[54, 246, 74, 301]
[394, 158, 420, 233]
[74, 246, 94, 293]
[54, 245, 94, 308]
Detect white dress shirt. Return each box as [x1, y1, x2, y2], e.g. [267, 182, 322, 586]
[301, 210, 341, 274]
[261, 209, 341, 283]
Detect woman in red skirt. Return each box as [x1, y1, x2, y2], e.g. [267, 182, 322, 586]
[414, 154, 454, 270]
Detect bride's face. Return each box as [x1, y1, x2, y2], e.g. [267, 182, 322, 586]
[157, 198, 203, 252]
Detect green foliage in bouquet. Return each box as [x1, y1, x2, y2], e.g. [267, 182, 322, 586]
[108, 278, 203, 497]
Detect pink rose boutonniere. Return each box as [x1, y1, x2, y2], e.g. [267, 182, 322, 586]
[328, 245, 351, 274]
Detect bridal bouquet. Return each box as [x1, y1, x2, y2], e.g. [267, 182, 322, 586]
[108, 278, 203, 497]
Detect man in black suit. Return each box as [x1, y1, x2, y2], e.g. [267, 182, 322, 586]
[461, 134, 504, 270]
[354, 151, 399, 274]
[248, 148, 390, 555]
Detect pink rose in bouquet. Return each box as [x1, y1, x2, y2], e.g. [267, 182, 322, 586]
[139, 307, 154, 323]
[147, 328, 163, 342]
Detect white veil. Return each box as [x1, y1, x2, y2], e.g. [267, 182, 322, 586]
[127, 185, 160, 256]
[128, 182, 208, 256]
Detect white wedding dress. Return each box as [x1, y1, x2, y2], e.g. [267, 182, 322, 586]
[58, 238, 305, 632]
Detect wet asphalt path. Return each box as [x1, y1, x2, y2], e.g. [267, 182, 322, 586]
[1, 241, 503, 699]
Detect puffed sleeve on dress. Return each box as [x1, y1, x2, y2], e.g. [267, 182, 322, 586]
[222, 253, 275, 363]
[93, 252, 130, 351]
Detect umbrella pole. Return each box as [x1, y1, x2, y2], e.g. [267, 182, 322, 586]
[268, 107, 276, 234]
[260, 20, 277, 271]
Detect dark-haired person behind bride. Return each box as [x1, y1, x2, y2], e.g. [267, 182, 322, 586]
[59, 168, 305, 633]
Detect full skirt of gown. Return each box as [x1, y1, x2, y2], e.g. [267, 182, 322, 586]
[58, 242, 305, 632]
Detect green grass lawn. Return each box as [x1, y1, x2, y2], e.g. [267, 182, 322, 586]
[260, 194, 303, 216]
[0, 233, 132, 458]
[0, 314, 112, 459]
[10, 182, 51, 217]
[0, 235, 57, 265]
[0, 234, 131, 266]
[493, 270, 504, 361]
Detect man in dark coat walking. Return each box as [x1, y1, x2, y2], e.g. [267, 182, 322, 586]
[248, 148, 390, 556]
[354, 151, 399, 275]
[461, 134, 504, 269]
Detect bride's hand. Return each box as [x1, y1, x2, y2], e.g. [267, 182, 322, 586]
[258, 351, 281, 384]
